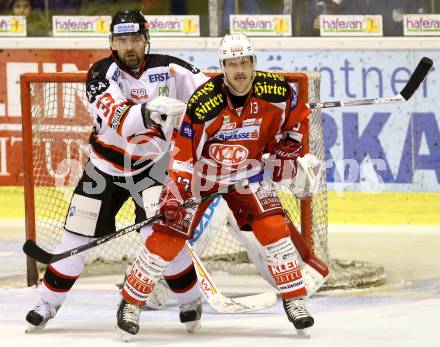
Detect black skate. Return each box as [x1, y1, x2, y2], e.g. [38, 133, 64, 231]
[283, 298, 314, 337]
[116, 298, 141, 342]
[25, 299, 60, 333]
[179, 297, 202, 333]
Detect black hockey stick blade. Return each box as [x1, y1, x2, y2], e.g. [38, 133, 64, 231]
[399, 57, 433, 101]
[23, 239, 53, 264]
[23, 172, 266, 264]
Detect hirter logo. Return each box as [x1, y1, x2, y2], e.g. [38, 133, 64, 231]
[209, 144, 249, 166]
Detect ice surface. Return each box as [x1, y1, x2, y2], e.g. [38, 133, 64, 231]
[1, 222, 439, 347]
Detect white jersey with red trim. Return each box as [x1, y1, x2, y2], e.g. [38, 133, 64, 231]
[85, 53, 208, 176]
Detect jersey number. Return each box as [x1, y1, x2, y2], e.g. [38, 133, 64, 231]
[250, 101, 259, 115]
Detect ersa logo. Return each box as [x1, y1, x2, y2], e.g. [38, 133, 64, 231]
[131, 89, 148, 100]
[209, 144, 249, 166]
[149, 68, 174, 83]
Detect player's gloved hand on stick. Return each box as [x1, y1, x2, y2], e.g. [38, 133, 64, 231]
[159, 181, 191, 225]
[269, 140, 302, 182]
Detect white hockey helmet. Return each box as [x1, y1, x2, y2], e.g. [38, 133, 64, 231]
[218, 33, 256, 70]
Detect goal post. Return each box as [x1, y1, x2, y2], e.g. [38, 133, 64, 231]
[20, 71, 385, 290]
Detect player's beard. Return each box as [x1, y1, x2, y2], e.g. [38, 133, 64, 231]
[122, 50, 143, 69]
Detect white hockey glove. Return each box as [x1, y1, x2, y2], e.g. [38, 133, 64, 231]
[290, 153, 321, 199]
[147, 96, 186, 125]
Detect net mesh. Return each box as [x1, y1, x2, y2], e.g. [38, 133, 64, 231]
[23, 71, 385, 289]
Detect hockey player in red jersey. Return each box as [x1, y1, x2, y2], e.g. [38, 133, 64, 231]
[120, 33, 317, 337]
[25, 9, 208, 335]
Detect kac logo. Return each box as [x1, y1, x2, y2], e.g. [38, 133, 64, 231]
[209, 144, 249, 166]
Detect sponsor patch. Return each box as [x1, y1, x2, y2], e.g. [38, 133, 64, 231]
[111, 68, 120, 82]
[180, 121, 194, 139]
[131, 89, 148, 100]
[290, 89, 298, 110]
[172, 160, 194, 173]
[65, 194, 101, 236]
[113, 22, 140, 34]
[220, 122, 236, 131]
[149, 72, 172, 83]
[212, 125, 260, 141]
[111, 104, 130, 131]
[208, 143, 249, 166]
[86, 80, 110, 103]
[243, 118, 262, 127]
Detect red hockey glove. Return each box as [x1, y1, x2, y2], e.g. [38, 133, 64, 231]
[270, 140, 302, 182]
[159, 181, 191, 225]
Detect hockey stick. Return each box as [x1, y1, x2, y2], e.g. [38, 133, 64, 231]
[308, 57, 433, 109]
[185, 242, 277, 313]
[22, 173, 264, 264]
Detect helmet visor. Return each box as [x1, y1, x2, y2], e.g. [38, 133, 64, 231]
[112, 35, 147, 49]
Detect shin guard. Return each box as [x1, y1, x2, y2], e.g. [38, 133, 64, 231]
[122, 246, 170, 306]
[264, 236, 307, 299]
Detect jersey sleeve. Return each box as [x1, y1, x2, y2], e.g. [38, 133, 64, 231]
[86, 61, 149, 139]
[168, 56, 209, 103]
[280, 85, 311, 143]
[168, 110, 207, 192]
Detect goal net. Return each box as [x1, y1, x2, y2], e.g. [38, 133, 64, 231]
[21, 71, 385, 291]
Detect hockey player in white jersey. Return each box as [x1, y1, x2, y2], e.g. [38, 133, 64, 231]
[25, 9, 208, 334]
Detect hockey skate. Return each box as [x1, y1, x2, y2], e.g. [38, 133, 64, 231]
[116, 298, 141, 342]
[25, 299, 60, 333]
[179, 297, 202, 333]
[282, 298, 314, 338]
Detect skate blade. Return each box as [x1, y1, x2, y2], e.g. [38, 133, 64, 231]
[184, 320, 201, 334]
[116, 326, 132, 342]
[25, 323, 47, 333]
[296, 328, 310, 338]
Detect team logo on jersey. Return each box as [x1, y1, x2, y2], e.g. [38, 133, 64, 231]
[131, 89, 148, 100]
[209, 144, 249, 166]
[180, 121, 194, 139]
[222, 115, 230, 124]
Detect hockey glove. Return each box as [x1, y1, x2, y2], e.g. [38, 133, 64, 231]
[291, 153, 321, 200]
[269, 140, 302, 182]
[148, 96, 186, 121]
[159, 180, 191, 225]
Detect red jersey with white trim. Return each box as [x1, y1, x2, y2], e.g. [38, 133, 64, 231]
[86, 53, 208, 176]
[170, 71, 311, 190]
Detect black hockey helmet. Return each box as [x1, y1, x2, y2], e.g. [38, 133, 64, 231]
[110, 9, 150, 42]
